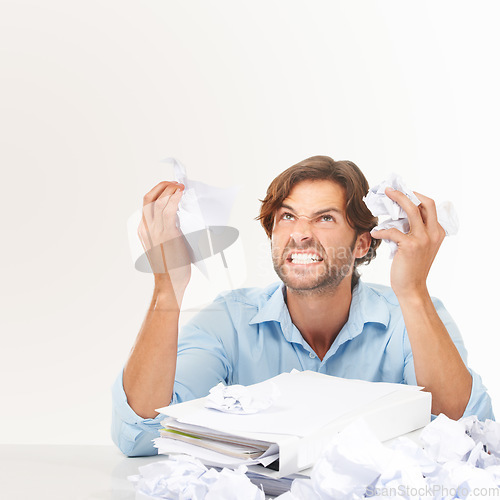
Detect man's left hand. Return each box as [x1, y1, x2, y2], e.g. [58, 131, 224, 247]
[370, 187, 446, 300]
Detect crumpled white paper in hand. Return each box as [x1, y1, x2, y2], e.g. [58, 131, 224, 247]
[129, 455, 264, 500]
[204, 382, 280, 415]
[364, 173, 421, 221]
[167, 157, 240, 276]
[363, 173, 459, 258]
[127, 158, 240, 275]
[167, 157, 240, 234]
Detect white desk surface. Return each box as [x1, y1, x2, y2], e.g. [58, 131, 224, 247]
[0, 444, 166, 500]
[0, 429, 423, 499]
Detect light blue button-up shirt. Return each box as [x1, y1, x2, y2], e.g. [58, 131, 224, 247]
[111, 281, 494, 456]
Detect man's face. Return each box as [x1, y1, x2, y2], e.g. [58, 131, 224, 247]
[271, 179, 363, 294]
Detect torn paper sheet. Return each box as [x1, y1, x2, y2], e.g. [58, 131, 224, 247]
[169, 158, 240, 228]
[436, 200, 460, 237]
[363, 173, 459, 258]
[168, 157, 240, 277]
[205, 382, 280, 415]
[127, 158, 246, 309]
[129, 455, 265, 500]
[127, 157, 240, 275]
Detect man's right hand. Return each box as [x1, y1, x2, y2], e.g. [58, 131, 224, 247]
[138, 181, 192, 302]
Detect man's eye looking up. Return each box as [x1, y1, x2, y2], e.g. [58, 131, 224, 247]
[320, 215, 334, 223]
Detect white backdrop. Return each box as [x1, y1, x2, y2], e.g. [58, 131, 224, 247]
[1, 0, 499, 445]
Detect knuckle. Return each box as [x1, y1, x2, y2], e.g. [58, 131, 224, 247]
[154, 198, 167, 210]
[420, 233, 431, 246]
[407, 203, 420, 215]
[144, 181, 170, 199]
[415, 191, 428, 201]
[430, 226, 445, 242]
[143, 196, 157, 207]
[409, 234, 428, 251]
[163, 207, 178, 219]
[159, 187, 177, 198]
[430, 231, 440, 243]
[406, 239, 417, 250]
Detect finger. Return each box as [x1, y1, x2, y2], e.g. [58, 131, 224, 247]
[412, 191, 439, 228]
[142, 181, 171, 224]
[154, 183, 183, 223]
[370, 226, 407, 245]
[384, 187, 424, 233]
[162, 187, 184, 221]
[143, 181, 174, 206]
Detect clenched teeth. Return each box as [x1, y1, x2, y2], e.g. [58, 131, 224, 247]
[290, 253, 322, 264]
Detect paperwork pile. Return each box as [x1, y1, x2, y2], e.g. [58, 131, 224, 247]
[154, 371, 431, 477]
[131, 415, 500, 500]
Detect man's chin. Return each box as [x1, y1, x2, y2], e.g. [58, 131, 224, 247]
[285, 281, 324, 292]
[275, 262, 352, 291]
[276, 269, 334, 292]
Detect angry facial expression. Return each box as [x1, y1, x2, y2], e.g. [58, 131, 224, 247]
[271, 180, 364, 295]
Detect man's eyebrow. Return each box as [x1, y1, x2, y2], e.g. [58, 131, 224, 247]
[280, 203, 344, 217]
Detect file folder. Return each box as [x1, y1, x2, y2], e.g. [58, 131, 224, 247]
[155, 371, 432, 477]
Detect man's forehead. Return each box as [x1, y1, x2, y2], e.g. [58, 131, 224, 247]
[280, 179, 346, 212]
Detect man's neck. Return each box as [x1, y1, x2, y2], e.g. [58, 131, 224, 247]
[285, 278, 354, 361]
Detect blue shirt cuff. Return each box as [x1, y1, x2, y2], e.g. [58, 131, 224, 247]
[111, 369, 165, 456]
[461, 368, 495, 421]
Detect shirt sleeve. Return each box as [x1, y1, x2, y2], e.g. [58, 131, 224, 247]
[110, 369, 163, 457]
[111, 297, 235, 457]
[172, 306, 234, 402]
[402, 297, 494, 421]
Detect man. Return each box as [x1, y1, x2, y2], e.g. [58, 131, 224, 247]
[112, 156, 493, 457]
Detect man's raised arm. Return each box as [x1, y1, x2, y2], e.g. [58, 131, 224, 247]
[371, 188, 472, 419]
[122, 181, 191, 419]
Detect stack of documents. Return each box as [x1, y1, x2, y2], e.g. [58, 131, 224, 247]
[154, 370, 431, 478]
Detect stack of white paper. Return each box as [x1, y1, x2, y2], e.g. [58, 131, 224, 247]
[154, 371, 431, 477]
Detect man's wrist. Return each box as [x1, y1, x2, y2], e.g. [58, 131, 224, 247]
[152, 277, 183, 313]
[393, 284, 430, 307]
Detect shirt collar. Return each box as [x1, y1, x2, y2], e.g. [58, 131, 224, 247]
[343, 280, 390, 336]
[249, 283, 289, 326]
[248, 280, 390, 343]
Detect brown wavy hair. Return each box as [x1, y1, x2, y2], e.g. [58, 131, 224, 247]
[256, 155, 380, 287]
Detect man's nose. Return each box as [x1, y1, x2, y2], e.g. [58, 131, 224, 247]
[289, 218, 313, 243]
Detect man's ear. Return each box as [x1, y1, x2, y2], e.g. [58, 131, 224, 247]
[354, 232, 372, 259]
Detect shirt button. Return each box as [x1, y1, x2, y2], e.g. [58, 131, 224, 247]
[309, 352, 316, 359]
